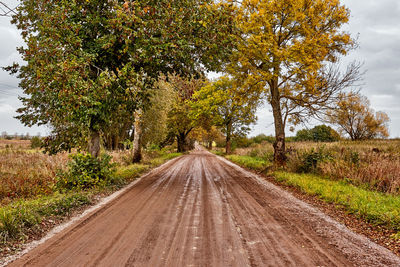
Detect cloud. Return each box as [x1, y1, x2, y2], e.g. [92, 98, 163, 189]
[0, 103, 13, 113]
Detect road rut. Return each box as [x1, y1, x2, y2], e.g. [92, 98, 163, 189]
[8, 148, 400, 266]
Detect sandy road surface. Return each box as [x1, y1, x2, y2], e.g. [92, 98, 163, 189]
[8, 148, 400, 266]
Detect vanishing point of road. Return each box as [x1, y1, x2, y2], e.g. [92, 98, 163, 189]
[7, 148, 400, 266]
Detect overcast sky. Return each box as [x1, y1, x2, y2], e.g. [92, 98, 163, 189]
[1, 0, 400, 137]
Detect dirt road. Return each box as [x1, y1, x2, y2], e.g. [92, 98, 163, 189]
[7, 148, 400, 266]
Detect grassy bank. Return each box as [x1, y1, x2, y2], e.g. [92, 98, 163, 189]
[225, 155, 270, 172]
[274, 172, 400, 231]
[222, 153, 400, 234]
[0, 150, 181, 247]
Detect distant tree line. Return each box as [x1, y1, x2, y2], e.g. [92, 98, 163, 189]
[0, 131, 41, 140]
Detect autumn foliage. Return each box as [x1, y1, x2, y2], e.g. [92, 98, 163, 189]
[228, 0, 359, 166]
[327, 92, 389, 140]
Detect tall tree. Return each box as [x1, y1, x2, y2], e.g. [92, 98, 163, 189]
[8, 0, 235, 158]
[229, 0, 360, 166]
[191, 76, 258, 154]
[327, 92, 389, 140]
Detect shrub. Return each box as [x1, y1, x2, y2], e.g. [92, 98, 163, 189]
[30, 136, 42, 149]
[295, 125, 340, 142]
[57, 153, 116, 190]
[251, 134, 275, 144]
[298, 147, 333, 173]
[232, 136, 253, 149]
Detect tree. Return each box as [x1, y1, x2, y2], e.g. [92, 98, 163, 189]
[327, 92, 389, 140]
[167, 74, 205, 152]
[8, 0, 236, 158]
[189, 126, 222, 150]
[9, 0, 136, 157]
[295, 125, 340, 142]
[229, 0, 361, 166]
[141, 81, 175, 148]
[191, 76, 258, 154]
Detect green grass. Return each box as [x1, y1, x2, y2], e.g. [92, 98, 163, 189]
[225, 154, 270, 171]
[274, 172, 400, 231]
[114, 164, 150, 183]
[0, 151, 182, 245]
[212, 150, 225, 156]
[0, 192, 92, 243]
[148, 152, 182, 166]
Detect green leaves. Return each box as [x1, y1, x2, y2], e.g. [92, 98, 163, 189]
[10, 0, 235, 154]
[190, 76, 258, 137]
[56, 153, 116, 190]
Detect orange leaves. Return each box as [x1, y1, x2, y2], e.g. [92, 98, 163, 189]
[328, 92, 390, 140]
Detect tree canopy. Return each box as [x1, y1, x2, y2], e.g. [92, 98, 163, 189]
[327, 92, 389, 140]
[9, 0, 235, 157]
[191, 76, 258, 154]
[295, 125, 340, 142]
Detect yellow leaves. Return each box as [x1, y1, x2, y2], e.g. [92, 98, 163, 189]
[328, 92, 390, 140]
[229, 0, 353, 101]
[198, 20, 207, 27]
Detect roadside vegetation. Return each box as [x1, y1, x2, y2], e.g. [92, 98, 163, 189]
[0, 139, 181, 247]
[216, 138, 400, 236]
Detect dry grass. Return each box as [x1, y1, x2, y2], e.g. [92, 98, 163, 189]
[0, 140, 31, 150]
[0, 141, 179, 204]
[0, 149, 69, 203]
[236, 140, 400, 195]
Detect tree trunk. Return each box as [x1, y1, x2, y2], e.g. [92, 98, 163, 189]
[177, 132, 186, 153]
[207, 141, 212, 150]
[225, 121, 232, 154]
[112, 134, 119, 151]
[270, 79, 286, 167]
[132, 110, 142, 163]
[88, 130, 101, 158]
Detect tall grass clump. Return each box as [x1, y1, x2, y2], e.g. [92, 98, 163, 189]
[286, 142, 400, 194]
[0, 150, 68, 201]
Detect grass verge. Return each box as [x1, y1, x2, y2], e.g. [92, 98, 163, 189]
[225, 155, 270, 172]
[0, 152, 182, 248]
[274, 172, 400, 231]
